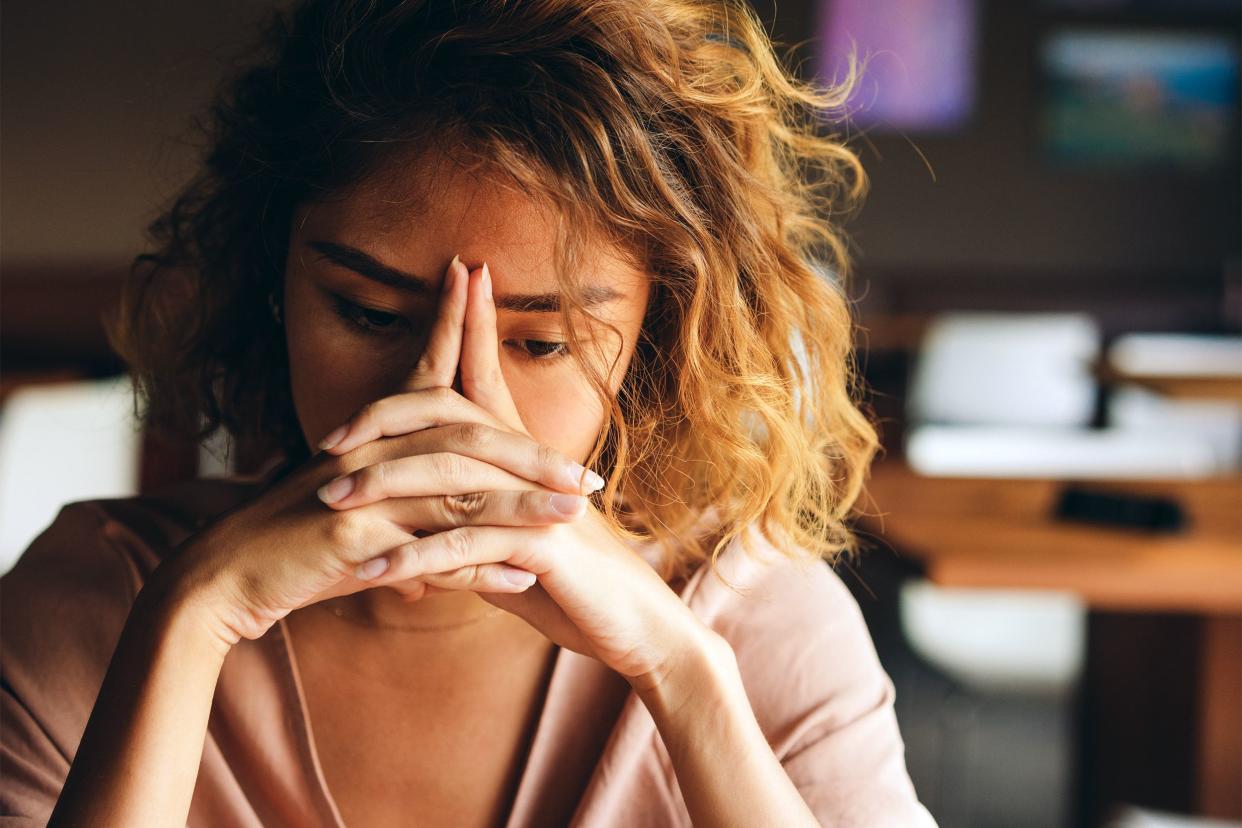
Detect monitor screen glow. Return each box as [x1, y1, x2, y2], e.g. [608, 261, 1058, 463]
[1040, 28, 1239, 170]
[816, 0, 979, 133]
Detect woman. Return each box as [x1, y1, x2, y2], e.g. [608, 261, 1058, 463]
[1, 0, 935, 825]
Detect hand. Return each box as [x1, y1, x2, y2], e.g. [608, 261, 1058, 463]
[151, 255, 601, 649]
[317, 260, 724, 692]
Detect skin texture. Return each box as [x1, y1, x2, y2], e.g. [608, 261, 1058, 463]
[43, 150, 825, 827]
[275, 152, 666, 824]
[282, 152, 651, 632]
[286, 154, 824, 827]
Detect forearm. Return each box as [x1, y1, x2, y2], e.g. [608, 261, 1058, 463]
[48, 566, 230, 827]
[636, 632, 820, 828]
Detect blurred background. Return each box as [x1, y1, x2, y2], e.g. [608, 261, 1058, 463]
[1, 1, 1239, 826]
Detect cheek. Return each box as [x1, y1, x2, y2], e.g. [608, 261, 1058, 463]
[508, 369, 607, 464]
[507, 323, 641, 464]
[504, 324, 640, 465]
[283, 284, 398, 443]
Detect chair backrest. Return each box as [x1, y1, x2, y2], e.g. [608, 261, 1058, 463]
[907, 312, 1101, 427]
[0, 375, 141, 576]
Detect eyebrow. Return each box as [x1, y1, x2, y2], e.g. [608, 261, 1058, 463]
[307, 239, 623, 312]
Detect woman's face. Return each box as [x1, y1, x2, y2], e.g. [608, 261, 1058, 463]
[281, 155, 651, 466]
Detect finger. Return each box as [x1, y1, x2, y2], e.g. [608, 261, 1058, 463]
[317, 386, 507, 456]
[404, 253, 469, 392]
[460, 262, 527, 434]
[417, 563, 538, 593]
[316, 452, 538, 508]
[478, 586, 596, 656]
[401, 582, 472, 599]
[295, 566, 431, 607]
[373, 423, 603, 496]
[352, 525, 549, 585]
[374, 489, 588, 531]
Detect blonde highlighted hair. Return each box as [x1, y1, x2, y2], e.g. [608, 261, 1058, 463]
[105, 0, 878, 589]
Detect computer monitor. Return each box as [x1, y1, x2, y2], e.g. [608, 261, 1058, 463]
[1039, 27, 1240, 170]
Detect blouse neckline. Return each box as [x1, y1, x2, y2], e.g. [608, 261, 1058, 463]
[272, 611, 571, 828]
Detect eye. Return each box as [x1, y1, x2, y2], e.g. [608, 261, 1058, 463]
[330, 296, 408, 336]
[506, 338, 570, 362]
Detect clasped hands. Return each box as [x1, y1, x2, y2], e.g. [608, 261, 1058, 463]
[311, 255, 723, 693]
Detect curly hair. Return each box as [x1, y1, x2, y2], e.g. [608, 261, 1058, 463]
[104, 0, 878, 590]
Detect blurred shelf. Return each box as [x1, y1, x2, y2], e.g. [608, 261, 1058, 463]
[1101, 370, 1242, 403]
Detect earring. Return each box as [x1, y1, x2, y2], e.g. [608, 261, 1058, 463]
[267, 288, 284, 325]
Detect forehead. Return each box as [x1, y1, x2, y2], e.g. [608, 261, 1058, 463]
[293, 149, 648, 298]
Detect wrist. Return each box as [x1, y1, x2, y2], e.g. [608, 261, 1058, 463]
[137, 556, 240, 662]
[632, 624, 740, 716]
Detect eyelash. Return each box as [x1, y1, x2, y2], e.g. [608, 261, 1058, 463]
[330, 296, 571, 363]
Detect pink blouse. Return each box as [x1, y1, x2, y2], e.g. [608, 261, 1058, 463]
[1, 467, 935, 826]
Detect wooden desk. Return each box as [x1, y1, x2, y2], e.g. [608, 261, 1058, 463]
[860, 462, 1242, 820]
[861, 462, 1242, 614]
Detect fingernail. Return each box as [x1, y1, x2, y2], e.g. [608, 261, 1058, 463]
[318, 424, 349, 451]
[549, 493, 586, 516]
[566, 463, 605, 493]
[481, 262, 492, 300]
[502, 567, 536, 587]
[445, 254, 460, 293]
[317, 474, 355, 504]
[355, 556, 389, 580]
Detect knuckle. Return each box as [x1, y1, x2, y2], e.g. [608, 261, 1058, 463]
[441, 529, 474, 568]
[430, 452, 465, 485]
[536, 443, 563, 477]
[326, 510, 369, 550]
[441, 491, 487, 524]
[455, 564, 485, 586]
[519, 491, 548, 520]
[349, 461, 386, 499]
[386, 542, 416, 577]
[370, 460, 391, 493]
[454, 421, 491, 451]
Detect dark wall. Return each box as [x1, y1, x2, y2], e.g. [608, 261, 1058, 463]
[4, 0, 1238, 322]
[0, 0, 276, 269]
[748, 0, 1241, 286]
